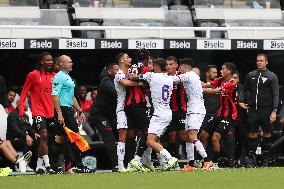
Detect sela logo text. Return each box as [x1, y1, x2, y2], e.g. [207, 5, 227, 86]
[30, 40, 52, 48]
[0, 40, 17, 48]
[136, 40, 157, 49]
[204, 40, 224, 49]
[169, 40, 190, 48]
[270, 41, 284, 49]
[237, 41, 257, 48]
[66, 40, 87, 48]
[101, 40, 122, 48]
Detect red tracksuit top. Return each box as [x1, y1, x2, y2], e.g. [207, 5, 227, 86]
[19, 70, 55, 118]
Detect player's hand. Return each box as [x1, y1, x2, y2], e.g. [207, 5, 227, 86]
[239, 103, 249, 110]
[34, 133, 40, 140]
[215, 87, 221, 94]
[57, 113, 64, 124]
[26, 135, 33, 146]
[77, 113, 86, 124]
[270, 111, 277, 124]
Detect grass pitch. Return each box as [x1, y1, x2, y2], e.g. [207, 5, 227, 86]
[0, 168, 283, 189]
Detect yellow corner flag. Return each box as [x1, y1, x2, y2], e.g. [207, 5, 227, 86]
[63, 126, 91, 152]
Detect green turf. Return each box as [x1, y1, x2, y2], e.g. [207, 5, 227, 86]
[0, 168, 284, 189]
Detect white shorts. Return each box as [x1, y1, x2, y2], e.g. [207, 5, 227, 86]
[185, 113, 205, 131]
[117, 111, 127, 129]
[148, 113, 172, 137]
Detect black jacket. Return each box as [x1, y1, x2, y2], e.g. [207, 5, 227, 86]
[239, 69, 279, 110]
[6, 109, 35, 140]
[90, 68, 117, 120]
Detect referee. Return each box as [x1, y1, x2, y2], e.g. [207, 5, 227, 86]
[52, 55, 86, 174]
[239, 53, 279, 166]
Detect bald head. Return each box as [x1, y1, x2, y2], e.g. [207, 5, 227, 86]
[58, 55, 73, 73]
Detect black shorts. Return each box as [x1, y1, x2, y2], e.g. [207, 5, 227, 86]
[203, 116, 235, 136]
[56, 106, 79, 136]
[279, 105, 284, 118]
[166, 111, 186, 133]
[200, 114, 214, 131]
[32, 116, 57, 136]
[125, 103, 149, 131]
[247, 108, 273, 133]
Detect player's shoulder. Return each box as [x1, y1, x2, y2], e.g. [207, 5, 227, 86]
[28, 70, 39, 76]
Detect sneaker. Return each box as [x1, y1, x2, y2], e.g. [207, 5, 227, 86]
[201, 161, 213, 170]
[0, 167, 13, 177]
[26, 166, 34, 172]
[118, 168, 130, 173]
[209, 163, 220, 170]
[162, 157, 178, 171]
[143, 162, 156, 172]
[130, 160, 149, 172]
[16, 151, 32, 165]
[182, 165, 196, 171]
[35, 167, 46, 175]
[45, 166, 57, 174]
[56, 167, 65, 174]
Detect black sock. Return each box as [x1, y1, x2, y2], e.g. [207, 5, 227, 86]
[136, 134, 148, 157]
[168, 142, 179, 158]
[213, 151, 220, 163]
[124, 138, 136, 166]
[247, 137, 258, 157]
[261, 137, 271, 154]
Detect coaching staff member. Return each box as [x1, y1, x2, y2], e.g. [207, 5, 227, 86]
[89, 63, 119, 171]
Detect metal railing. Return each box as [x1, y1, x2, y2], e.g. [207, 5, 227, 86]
[1, 25, 284, 38]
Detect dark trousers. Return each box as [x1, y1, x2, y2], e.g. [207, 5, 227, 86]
[89, 112, 118, 169]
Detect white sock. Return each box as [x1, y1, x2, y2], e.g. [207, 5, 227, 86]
[186, 142, 195, 161]
[36, 158, 44, 170]
[142, 147, 152, 164]
[159, 148, 172, 161]
[117, 142, 125, 169]
[193, 139, 207, 158]
[42, 155, 50, 167]
[133, 155, 141, 164]
[156, 153, 166, 166]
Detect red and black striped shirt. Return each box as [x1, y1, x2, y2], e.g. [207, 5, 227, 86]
[209, 77, 238, 121]
[170, 76, 187, 112]
[125, 63, 148, 106]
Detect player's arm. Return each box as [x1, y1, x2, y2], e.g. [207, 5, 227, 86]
[52, 95, 63, 124]
[125, 73, 139, 81]
[239, 74, 250, 110]
[52, 76, 64, 124]
[73, 97, 85, 124]
[19, 73, 33, 117]
[203, 87, 220, 94]
[270, 74, 279, 123]
[119, 79, 140, 87]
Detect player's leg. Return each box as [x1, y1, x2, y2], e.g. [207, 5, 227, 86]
[260, 108, 273, 166]
[116, 111, 128, 170]
[246, 110, 259, 166]
[33, 116, 49, 173]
